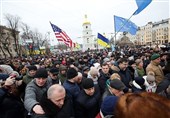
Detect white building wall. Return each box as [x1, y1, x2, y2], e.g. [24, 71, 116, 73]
[82, 20, 95, 51]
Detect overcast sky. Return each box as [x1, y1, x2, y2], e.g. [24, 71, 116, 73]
[0, 0, 169, 44]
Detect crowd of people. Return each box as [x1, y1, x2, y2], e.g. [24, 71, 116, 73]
[0, 46, 170, 118]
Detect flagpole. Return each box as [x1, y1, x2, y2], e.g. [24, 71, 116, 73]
[114, 15, 117, 51]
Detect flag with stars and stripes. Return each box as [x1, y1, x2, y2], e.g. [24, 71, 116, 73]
[50, 22, 75, 47]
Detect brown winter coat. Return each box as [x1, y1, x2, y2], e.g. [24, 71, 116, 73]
[146, 61, 164, 84]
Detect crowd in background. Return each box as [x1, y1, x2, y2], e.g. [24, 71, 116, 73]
[0, 46, 170, 118]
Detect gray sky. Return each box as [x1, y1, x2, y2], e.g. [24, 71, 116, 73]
[0, 0, 169, 44]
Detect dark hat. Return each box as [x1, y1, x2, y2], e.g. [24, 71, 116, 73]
[109, 79, 126, 90]
[27, 65, 37, 71]
[49, 68, 59, 75]
[128, 60, 135, 66]
[134, 77, 145, 86]
[34, 68, 48, 78]
[83, 66, 89, 71]
[54, 61, 61, 65]
[82, 79, 94, 89]
[67, 67, 78, 79]
[101, 96, 118, 116]
[151, 53, 160, 60]
[83, 56, 88, 59]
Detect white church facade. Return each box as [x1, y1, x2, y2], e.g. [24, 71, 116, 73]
[82, 15, 96, 51]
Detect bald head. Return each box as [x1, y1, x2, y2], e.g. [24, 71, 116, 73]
[47, 84, 66, 108]
[47, 84, 66, 99]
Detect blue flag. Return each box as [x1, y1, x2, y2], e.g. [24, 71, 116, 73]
[114, 15, 138, 35]
[133, 0, 152, 15]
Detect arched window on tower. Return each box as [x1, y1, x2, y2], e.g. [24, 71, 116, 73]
[87, 38, 89, 43]
[86, 26, 88, 29]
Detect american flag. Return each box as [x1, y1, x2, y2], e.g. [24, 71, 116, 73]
[50, 22, 75, 47]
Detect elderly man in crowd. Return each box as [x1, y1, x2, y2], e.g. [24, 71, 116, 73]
[36, 84, 74, 118]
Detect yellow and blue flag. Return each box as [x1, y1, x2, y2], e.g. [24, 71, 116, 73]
[97, 33, 110, 47]
[133, 0, 152, 15]
[114, 15, 138, 35]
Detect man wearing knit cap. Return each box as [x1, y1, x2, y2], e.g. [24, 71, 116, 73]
[63, 67, 80, 106]
[146, 53, 164, 84]
[97, 96, 118, 118]
[24, 68, 51, 117]
[75, 79, 101, 118]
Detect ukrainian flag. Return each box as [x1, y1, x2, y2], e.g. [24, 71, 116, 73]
[97, 33, 110, 47]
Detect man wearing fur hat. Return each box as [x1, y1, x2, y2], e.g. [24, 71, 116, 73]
[24, 68, 51, 117]
[146, 53, 165, 84]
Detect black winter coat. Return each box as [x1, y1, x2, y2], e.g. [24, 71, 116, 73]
[75, 86, 101, 118]
[32, 92, 74, 118]
[0, 88, 25, 118]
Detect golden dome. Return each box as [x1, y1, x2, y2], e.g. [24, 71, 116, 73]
[83, 14, 91, 25]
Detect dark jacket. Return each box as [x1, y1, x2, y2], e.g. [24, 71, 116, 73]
[98, 71, 110, 95]
[118, 68, 132, 88]
[102, 88, 113, 101]
[0, 87, 25, 118]
[156, 73, 170, 99]
[63, 80, 80, 103]
[32, 92, 74, 118]
[75, 86, 101, 118]
[131, 81, 146, 93]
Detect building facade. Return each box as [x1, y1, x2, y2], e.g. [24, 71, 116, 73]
[127, 18, 170, 46]
[0, 25, 19, 58]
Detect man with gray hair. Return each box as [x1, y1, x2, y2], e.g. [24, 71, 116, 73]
[39, 84, 74, 118]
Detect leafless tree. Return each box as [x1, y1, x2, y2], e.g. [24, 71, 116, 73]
[4, 14, 21, 57]
[21, 23, 44, 55]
